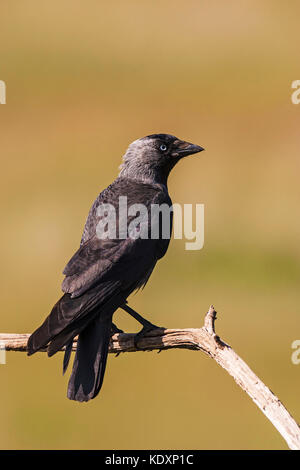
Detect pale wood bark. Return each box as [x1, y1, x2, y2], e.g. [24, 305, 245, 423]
[0, 305, 299, 450]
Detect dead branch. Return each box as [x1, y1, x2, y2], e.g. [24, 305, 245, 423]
[0, 305, 299, 450]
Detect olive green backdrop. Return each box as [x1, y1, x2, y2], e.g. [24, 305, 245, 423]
[0, 0, 299, 450]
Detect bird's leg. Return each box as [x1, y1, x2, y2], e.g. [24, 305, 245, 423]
[121, 303, 156, 328]
[121, 303, 164, 348]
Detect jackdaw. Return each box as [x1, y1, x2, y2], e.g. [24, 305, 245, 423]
[27, 133, 204, 402]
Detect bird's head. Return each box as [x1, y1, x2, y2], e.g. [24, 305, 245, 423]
[119, 134, 204, 185]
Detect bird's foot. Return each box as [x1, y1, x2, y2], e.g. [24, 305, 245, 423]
[134, 322, 165, 349]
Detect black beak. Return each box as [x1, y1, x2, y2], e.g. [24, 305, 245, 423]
[172, 140, 205, 158]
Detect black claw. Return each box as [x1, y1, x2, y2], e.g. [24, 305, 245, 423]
[133, 324, 164, 349]
[120, 303, 165, 349]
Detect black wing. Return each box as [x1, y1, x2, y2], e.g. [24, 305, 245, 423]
[62, 178, 173, 298]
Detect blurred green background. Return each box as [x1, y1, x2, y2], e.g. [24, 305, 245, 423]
[0, 0, 299, 450]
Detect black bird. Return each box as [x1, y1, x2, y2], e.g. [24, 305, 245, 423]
[27, 134, 204, 402]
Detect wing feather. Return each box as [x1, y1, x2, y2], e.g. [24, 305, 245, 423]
[61, 179, 173, 298]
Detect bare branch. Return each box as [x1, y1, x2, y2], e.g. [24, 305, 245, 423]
[1, 305, 299, 449]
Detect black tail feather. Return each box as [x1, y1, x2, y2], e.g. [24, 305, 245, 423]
[63, 341, 73, 375]
[27, 281, 127, 401]
[67, 314, 112, 402]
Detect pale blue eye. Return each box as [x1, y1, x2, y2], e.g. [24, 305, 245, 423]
[160, 144, 167, 152]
